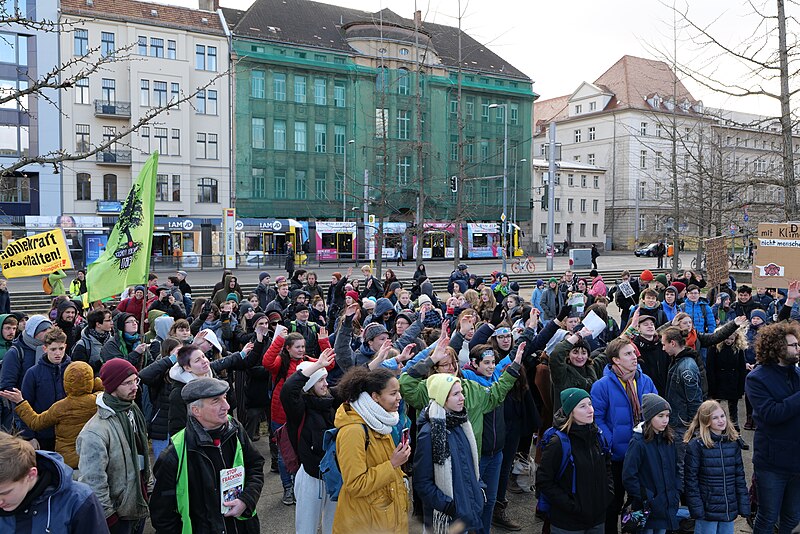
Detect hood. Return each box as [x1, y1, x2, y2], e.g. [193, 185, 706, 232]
[334, 402, 367, 429]
[153, 314, 174, 340]
[552, 408, 568, 429]
[633, 421, 644, 434]
[264, 300, 285, 315]
[114, 312, 133, 333]
[592, 275, 604, 284]
[56, 300, 78, 322]
[64, 361, 96, 397]
[25, 315, 52, 338]
[420, 279, 434, 297]
[31, 450, 75, 504]
[374, 298, 395, 317]
[169, 361, 200, 384]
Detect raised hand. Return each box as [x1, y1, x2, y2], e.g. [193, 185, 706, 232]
[317, 347, 334, 368]
[319, 326, 329, 338]
[274, 324, 288, 339]
[345, 303, 359, 317]
[514, 341, 527, 364]
[0, 388, 23, 404]
[787, 280, 800, 301]
[398, 343, 416, 363]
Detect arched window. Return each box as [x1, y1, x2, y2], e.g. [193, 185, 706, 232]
[197, 177, 218, 203]
[397, 68, 409, 95]
[103, 174, 117, 200]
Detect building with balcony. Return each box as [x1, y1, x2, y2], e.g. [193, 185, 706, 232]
[58, 0, 231, 239]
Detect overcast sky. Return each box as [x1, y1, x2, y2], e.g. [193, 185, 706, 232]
[164, 0, 789, 115]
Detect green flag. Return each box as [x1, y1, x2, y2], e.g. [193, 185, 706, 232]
[87, 152, 158, 302]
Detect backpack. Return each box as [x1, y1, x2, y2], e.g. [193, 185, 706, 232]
[42, 276, 52, 295]
[536, 426, 611, 517]
[319, 424, 369, 501]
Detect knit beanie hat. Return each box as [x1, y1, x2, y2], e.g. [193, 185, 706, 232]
[642, 393, 671, 423]
[259, 272, 270, 282]
[750, 309, 767, 323]
[671, 281, 686, 294]
[640, 270, 654, 282]
[345, 290, 359, 302]
[655, 274, 669, 287]
[225, 292, 239, 303]
[560, 388, 591, 417]
[427, 373, 459, 407]
[549, 277, 558, 284]
[363, 322, 388, 343]
[297, 361, 329, 393]
[100, 358, 137, 393]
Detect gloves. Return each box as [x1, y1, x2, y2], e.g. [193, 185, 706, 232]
[442, 500, 457, 519]
[203, 300, 212, 313]
[557, 304, 572, 323]
[490, 305, 505, 328]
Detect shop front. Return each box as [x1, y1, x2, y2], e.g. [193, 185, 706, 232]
[315, 221, 357, 261]
[467, 223, 501, 258]
[412, 222, 460, 260]
[25, 215, 107, 268]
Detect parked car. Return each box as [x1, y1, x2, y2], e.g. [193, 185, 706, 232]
[634, 242, 659, 257]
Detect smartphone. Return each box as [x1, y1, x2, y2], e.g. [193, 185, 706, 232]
[401, 428, 411, 447]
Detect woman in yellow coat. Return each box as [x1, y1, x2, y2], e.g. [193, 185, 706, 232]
[332, 367, 411, 534]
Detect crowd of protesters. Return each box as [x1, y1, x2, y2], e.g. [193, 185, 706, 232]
[0, 262, 797, 534]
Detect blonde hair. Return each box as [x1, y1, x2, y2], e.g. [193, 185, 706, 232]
[360, 265, 372, 274]
[683, 400, 739, 447]
[464, 289, 480, 308]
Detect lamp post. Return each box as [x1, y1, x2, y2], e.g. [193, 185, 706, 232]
[342, 139, 355, 221]
[513, 158, 527, 228]
[489, 103, 508, 273]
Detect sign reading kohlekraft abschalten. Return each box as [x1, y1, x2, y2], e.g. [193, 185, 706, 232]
[0, 229, 73, 278]
[752, 222, 800, 288]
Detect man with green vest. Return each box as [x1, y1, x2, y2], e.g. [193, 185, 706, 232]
[150, 377, 264, 534]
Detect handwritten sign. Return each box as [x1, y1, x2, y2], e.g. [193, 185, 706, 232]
[0, 229, 73, 278]
[704, 236, 729, 287]
[752, 223, 800, 288]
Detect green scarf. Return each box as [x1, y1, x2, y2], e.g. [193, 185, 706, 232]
[102, 392, 150, 509]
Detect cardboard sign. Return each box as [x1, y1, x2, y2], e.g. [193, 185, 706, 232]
[704, 235, 729, 287]
[0, 229, 73, 278]
[752, 223, 800, 288]
[618, 281, 636, 299]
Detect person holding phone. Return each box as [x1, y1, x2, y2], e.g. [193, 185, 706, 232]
[413, 373, 484, 534]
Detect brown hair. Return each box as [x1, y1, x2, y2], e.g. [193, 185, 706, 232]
[643, 419, 674, 443]
[429, 347, 462, 378]
[606, 337, 633, 361]
[683, 400, 739, 446]
[641, 288, 658, 300]
[169, 319, 190, 336]
[754, 321, 800, 365]
[0, 432, 36, 483]
[661, 326, 685, 347]
[43, 326, 67, 346]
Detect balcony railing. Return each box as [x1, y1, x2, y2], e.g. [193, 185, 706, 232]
[96, 149, 132, 165]
[94, 100, 131, 118]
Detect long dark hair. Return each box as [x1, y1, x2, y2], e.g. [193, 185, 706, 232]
[278, 333, 306, 381]
[336, 367, 396, 403]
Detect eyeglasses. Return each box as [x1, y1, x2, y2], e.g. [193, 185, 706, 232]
[787, 342, 800, 349]
[120, 377, 140, 387]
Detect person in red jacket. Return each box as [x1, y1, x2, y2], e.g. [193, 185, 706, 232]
[261, 324, 332, 505]
[115, 286, 146, 323]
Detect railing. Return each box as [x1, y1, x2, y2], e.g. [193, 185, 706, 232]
[94, 100, 132, 118]
[96, 149, 132, 165]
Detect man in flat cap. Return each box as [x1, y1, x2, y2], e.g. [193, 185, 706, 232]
[150, 377, 265, 534]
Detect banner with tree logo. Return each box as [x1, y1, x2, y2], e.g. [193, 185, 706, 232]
[87, 152, 157, 302]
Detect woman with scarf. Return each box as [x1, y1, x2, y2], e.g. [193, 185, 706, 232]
[332, 366, 411, 534]
[413, 373, 483, 534]
[98, 313, 150, 371]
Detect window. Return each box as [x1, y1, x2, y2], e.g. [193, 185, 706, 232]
[450, 135, 458, 161]
[294, 122, 306, 152]
[640, 122, 647, 136]
[465, 98, 474, 120]
[495, 104, 504, 124]
[397, 156, 410, 185]
[155, 128, 168, 154]
[196, 133, 206, 158]
[567, 198, 574, 212]
[480, 139, 489, 160]
[554, 198, 560, 211]
[640, 150, 647, 168]
[0, 125, 29, 156]
[76, 124, 90, 153]
[141, 127, 150, 153]
[639, 215, 646, 231]
[376, 67, 389, 93]
[465, 139, 474, 162]
[588, 126, 595, 141]
[334, 81, 346, 107]
[251, 70, 265, 98]
[251, 118, 265, 149]
[101, 32, 115, 58]
[196, 90, 217, 114]
[315, 171, 326, 199]
[481, 183, 489, 205]
[655, 151, 662, 170]
[75, 78, 89, 104]
[274, 120, 286, 150]
[574, 129, 582, 143]
[334, 125, 345, 154]
[252, 168, 265, 198]
[138, 36, 148, 55]
[575, 104, 582, 114]
[397, 110, 410, 140]
[589, 101, 596, 111]
[639, 181, 646, 199]
[592, 223, 598, 237]
[540, 223, 547, 235]
[568, 174, 574, 187]
[150, 38, 164, 58]
[197, 178, 218, 203]
[274, 173, 286, 199]
[314, 123, 326, 153]
[295, 170, 307, 200]
[656, 124, 662, 138]
[510, 104, 518, 125]
[273, 72, 286, 101]
[0, 33, 27, 65]
[207, 46, 217, 71]
[75, 29, 88, 56]
[481, 100, 489, 122]
[207, 133, 217, 159]
[76, 173, 91, 200]
[593, 199, 599, 213]
[196, 45, 217, 70]
[449, 99, 458, 117]
[400, 48, 409, 56]
[314, 78, 326, 105]
[375, 108, 388, 138]
[101, 78, 115, 104]
[397, 69, 409, 95]
[156, 174, 170, 201]
[588, 153, 595, 166]
[103, 174, 117, 201]
[334, 173, 344, 201]
[140, 80, 150, 106]
[171, 175, 180, 201]
[580, 199, 587, 212]
[573, 155, 581, 163]
[580, 223, 586, 237]
[170, 83, 180, 105]
[294, 76, 306, 103]
[170, 129, 180, 156]
[167, 40, 176, 60]
[153, 81, 167, 107]
[593, 176, 599, 188]
[314, 54, 326, 62]
[580, 175, 586, 187]
[554, 223, 560, 235]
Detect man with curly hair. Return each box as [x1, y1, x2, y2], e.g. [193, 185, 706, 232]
[745, 319, 800, 534]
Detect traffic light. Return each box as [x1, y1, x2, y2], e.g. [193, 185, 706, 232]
[449, 175, 458, 193]
[541, 188, 548, 209]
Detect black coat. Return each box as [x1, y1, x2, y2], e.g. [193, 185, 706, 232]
[706, 343, 746, 400]
[634, 335, 671, 396]
[138, 356, 174, 441]
[150, 416, 265, 534]
[684, 434, 750, 521]
[280, 371, 337, 479]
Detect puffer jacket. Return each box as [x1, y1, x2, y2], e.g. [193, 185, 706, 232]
[0, 316, 50, 390]
[0, 450, 107, 534]
[70, 327, 110, 368]
[19, 354, 72, 442]
[622, 423, 681, 530]
[332, 403, 408, 534]
[665, 348, 703, 430]
[591, 365, 658, 461]
[14, 361, 101, 468]
[684, 433, 750, 521]
[681, 299, 717, 334]
[138, 356, 173, 441]
[706, 342, 747, 400]
[460, 367, 507, 456]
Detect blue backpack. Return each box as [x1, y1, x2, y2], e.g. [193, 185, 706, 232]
[319, 424, 369, 501]
[536, 426, 610, 517]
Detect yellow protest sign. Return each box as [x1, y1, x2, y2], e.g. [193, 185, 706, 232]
[0, 229, 73, 278]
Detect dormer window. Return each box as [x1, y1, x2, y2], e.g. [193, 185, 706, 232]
[575, 104, 582, 114]
[589, 101, 596, 111]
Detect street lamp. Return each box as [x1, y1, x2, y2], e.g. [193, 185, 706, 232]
[513, 158, 527, 229]
[489, 103, 508, 273]
[343, 139, 355, 221]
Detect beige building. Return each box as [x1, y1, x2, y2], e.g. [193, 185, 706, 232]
[59, 0, 230, 220]
[530, 159, 606, 253]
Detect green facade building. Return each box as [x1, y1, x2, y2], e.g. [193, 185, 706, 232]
[226, 0, 535, 229]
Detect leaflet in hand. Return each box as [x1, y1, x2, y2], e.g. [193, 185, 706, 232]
[220, 466, 245, 514]
[581, 310, 607, 338]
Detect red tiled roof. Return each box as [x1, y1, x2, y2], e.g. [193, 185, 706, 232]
[593, 55, 696, 111]
[61, 0, 225, 35]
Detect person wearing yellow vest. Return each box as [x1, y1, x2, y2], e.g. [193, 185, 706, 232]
[150, 377, 265, 534]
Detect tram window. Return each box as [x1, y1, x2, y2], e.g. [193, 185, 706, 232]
[384, 234, 402, 249]
[472, 233, 488, 247]
[321, 233, 337, 249]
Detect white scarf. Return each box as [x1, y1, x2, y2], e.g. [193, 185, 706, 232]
[350, 392, 399, 435]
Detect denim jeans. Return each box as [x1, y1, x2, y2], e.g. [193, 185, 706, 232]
[641, 530, 667, 534]
[294, 464, 336, 534]
[151, 439, 169, 462]
[753, 468, 800, 534]
[479, 451, 503, 534]
[551, 523, 604, 534]
[694, 519, 734, 534]
[270, 421, 293, 489]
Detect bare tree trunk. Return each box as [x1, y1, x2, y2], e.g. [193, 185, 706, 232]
[777, 0, 797, 219]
